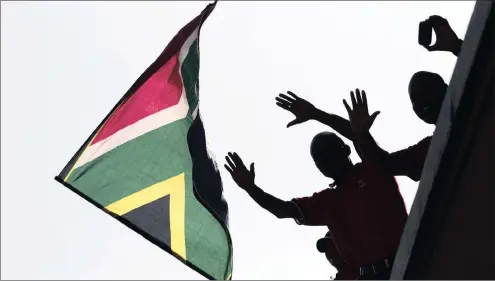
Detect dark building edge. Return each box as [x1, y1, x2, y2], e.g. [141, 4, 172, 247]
[390, 1, 494, 279]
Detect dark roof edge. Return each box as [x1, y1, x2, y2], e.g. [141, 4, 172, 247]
[390, 1, 493, 279]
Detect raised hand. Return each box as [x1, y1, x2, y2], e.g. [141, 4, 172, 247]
[224, 152, 255, 190]
[421, 15, 461, 53]
[343, 89, 380, 134]
[275, 91, 317, 128]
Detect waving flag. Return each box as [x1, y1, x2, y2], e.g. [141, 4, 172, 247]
[55, 2, 233, 280]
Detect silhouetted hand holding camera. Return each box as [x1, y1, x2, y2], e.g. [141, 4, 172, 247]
[343, 89, 380, 134]
[224, 152, 255, 190]
[419, 15, 462, 55]
[275, 91, 317, 128]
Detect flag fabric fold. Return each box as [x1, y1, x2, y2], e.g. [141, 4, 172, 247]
[55, 2, 233, 279]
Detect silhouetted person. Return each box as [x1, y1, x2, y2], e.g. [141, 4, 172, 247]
[317, 231, 359, 280]
[225, 89, 406, 280]
[275, 16, 463, 182]
[411, 15, 463, 125]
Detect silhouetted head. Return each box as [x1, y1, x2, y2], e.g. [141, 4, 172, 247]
[408, 71, 448, 124]
[317, 231, 347, 270]
[310, 132, 351, 179]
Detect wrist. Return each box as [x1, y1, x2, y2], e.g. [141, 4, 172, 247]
[243, 183, 257, 193]
[352, 130, 369, 138]
[313, 108, 324, 120]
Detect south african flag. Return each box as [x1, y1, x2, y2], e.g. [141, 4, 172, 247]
[55, 2, 233, 279]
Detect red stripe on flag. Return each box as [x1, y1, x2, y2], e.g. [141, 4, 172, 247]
[89, 11, 207, 146]
[91, 53, 183, 145]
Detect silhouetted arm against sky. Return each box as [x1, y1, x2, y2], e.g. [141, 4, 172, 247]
[275, 91, 388, 161]
[343, 89, 384, 164]
[244, 184, 299, 219]
[224, 152, 298, 219]
[420, 15, 463, 57]
[312, 109, 354, 140]
[343, 89, 433, 181]
[275, 91, 353, 140]
[275, 90, 426, 181]
[312, 109, 397, 161]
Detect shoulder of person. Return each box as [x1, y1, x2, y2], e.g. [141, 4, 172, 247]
[355, 159, 396, 182]
[406, 135, 433, 151]
[316, 187, 337, 197]
[420, 135, 433, 145]
[354, 160, 378, 173]
[292, 188, 335, 203]
[353, 161, 372, 176]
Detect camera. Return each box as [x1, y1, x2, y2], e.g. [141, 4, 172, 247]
[418, 21, 433, 47]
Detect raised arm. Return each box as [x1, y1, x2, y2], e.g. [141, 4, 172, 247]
[342, 89, 434, 181]
[313, 109, 354, 140]
[224, 152, 299, 219]
[343, 89, 383, 164]
[275, 91, 390, 163]
[275, 91, 353, 141]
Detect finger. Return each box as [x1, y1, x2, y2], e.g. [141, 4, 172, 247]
[276, 102, 291, 111]
[287, 91, 299, 99]
[425, 44, 439, 52]
[362, 90, 368, 111]
[356, 89, 363, 105]
[225, 155, 236, 169]
[232, 152, 245, 167]
[350, 91, 357, 108]
[370, 111, 381, 123]
[279, 93, 296, 102]
[224, 164, 234, 174]
[250, 163, 255, 174]
[428, 15, 447, 26]
[275, 97, 292, 106]
[287, 118, 302, 128]
[343, 99, 352, 115]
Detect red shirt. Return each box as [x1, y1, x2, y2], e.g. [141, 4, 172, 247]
[291, 161, 408, 267]
[334, 270, 359, 280]
[387, 136, 432, 181]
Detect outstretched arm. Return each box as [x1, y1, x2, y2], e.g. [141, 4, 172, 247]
[275, 91, 425, 179]
[275, 91, 386, 160]
[275, 91, 354, 140]
[225, 154, 345, 226]
[244, 184, 299, 219]
[313, 108, 392, 162]
[312, 109, 354, 141]
[224, 152, 298, 219]
[279, 89, 428, 181]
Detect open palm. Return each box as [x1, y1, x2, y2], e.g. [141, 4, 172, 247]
[275, 91, 317, 128]
[224, 152, 255, 190]
[343, 89, 380, 133]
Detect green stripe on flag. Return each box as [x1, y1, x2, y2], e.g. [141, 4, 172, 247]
[67, 118, 192, 206]
[67, 120, 231, 279]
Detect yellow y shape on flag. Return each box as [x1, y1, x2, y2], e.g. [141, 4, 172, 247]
[105, 173, 187, 259]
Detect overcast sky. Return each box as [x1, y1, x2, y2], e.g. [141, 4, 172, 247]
[1, 1, 475, 280]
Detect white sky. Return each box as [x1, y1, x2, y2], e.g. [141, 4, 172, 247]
[1, 1, 475, 280]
